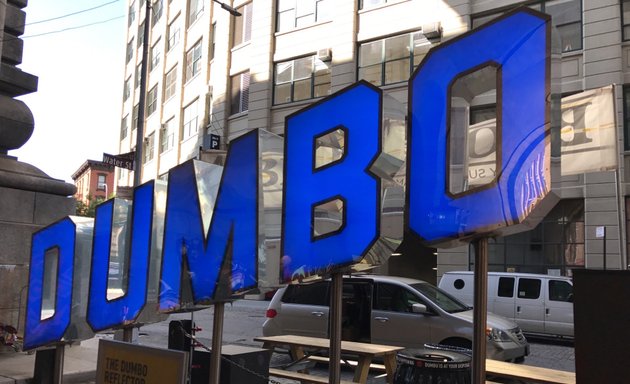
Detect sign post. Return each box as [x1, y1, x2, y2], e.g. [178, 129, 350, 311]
[329, 272, 343, 384]
[472, 238, 488, 383]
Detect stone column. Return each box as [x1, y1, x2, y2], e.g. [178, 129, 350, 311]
[0, 0, 76, 350]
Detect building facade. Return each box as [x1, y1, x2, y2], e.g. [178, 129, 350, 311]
[118, 0, 630, 282]
[72, 160, 115, 205]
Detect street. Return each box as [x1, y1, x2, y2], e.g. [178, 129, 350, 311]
[135, 299, 575, 372]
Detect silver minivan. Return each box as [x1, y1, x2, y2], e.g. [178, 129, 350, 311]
[262, 275, 529, 362]
[439, 272, 574, 338]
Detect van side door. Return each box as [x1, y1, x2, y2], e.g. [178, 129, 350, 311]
[370, 282, 432, 348]
[514, 277, 545, 333]
[493, 276, 516, 320]
[544, 279, 574, 337]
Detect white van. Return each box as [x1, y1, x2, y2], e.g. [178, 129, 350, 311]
[438, 272, 573, 338]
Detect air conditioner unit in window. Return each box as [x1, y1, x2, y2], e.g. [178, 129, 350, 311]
[317, 48, 332, 62]
[422, 22, 442, 40]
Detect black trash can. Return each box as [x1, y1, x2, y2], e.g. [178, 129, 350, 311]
[394, 346, 471, 384]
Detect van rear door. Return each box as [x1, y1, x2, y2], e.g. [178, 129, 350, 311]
[514, 277, 545, 333]
[544, 279, 574, 337]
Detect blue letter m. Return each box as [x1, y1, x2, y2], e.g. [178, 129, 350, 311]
[159, 131, 258, 311]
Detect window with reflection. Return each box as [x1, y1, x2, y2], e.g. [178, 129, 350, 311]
[147, 85, 158, 116]
[185, 39, 202, 82]
[473, 199, 585, 276]
[274, 55, 331, 105]
[471, 0, 582, 53]
[167, 16, 180, 51]
[183, 99, 199, 138]
[164, 66, 177, 101]
[188, 0, 204, 26]
[160, 118, 175, 153]
[277, 0, 331, 32]
[358, 32, 431, 86]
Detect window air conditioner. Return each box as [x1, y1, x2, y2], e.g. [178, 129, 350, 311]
[317, 48, 332, 62]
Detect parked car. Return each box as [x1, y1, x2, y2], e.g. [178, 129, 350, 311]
[263, 274, 529, 362]
[438, 271, 573, 338]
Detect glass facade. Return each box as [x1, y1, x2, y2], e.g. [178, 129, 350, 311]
[470, 200, 585, 276]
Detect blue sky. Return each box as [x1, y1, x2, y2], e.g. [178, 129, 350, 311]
[10, 0, 127, 183]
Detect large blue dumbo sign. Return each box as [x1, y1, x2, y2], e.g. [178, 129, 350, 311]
[24, 9, 556, 350]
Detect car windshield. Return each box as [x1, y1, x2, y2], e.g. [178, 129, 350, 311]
[410, 282, 471, 313]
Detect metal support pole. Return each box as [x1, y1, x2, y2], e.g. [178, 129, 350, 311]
[329, 272, 343, 384]
[53, 344, 65, 384]
[603, 227, 607, 270]
[209, 302, 225, 384]
[133, 0, 151, 187]
[472, 238, 488, 384]
[122, 327, 134, 343]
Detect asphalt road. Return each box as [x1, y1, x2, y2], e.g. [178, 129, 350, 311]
[136, 299, 575, 373]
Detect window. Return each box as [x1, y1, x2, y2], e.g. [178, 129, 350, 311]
[517, 278, 541, 299]
[274, 55, 330, 105]
[126, 39, 134, 63]
[549, 280, 573, 302]
[230, 72, 250, 114]
[138, 22, 145, 48]
[167, 17, 180, 50]
[97, 175, 107, 191]
[120, 115, 129, 139]
[281, 281, 329, 305]
[160, 118, 175, 153]
[123, 77, 131, 101]
[210, 22, 217, 60]
[498, 277, 514, 297]
[128, 1, 136, 27]
[358, 32, 430, 86]
[360, 0, 387, 9]
[135, 63, 143, 88]
[164, 66, 177, 100]
[150, 39, 162, 71]
[277, 0, 331, 32]
[232, 2, 253, 47]
[183, 99, 199, 138]
[471, 0, 581, 53]
[185, 40, 203, 82]
[152, 0, 163, 26]
[133, 104, 139, 129]
[143, 132, 155, 163]
[375, 283, 423, 313]
[483, 199, 584, 275]
[147, 85, 158, 116]
[188, 0, 204, 25]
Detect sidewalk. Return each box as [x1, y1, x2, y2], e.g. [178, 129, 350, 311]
[0, 337, 99, 383]
[0, 336, 389, 384]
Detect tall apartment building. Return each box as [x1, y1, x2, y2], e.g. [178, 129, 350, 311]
[118, 0, 630, 282]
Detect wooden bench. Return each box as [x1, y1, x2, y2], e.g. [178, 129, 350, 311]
[255, 334, 404, 384]
[268, 367, 355, 384]
[486, 359, 576, 384]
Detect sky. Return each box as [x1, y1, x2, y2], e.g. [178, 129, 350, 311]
[10, 0, 127, 183]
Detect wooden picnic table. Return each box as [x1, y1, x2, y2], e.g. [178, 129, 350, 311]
[486, 359, 576, 384]
[254, 334, 404, 384]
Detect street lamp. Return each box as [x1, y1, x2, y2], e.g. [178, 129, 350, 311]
[214, 0, 241, 16]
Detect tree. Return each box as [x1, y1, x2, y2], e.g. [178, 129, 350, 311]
[75, 195, 99, 217]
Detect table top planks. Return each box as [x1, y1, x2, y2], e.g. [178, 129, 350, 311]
[486, 359, 576, 384]
[254, 334, 405, 357]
